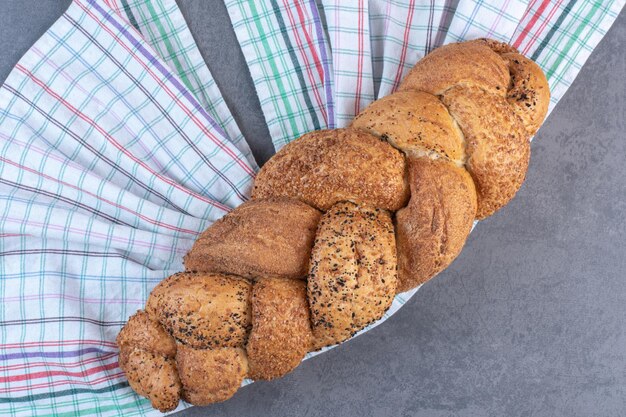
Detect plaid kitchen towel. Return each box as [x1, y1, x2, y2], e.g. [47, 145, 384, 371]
[225, 0, 334, 151]
[443, 0, 530, 44]
[102, 0, 259, 170]
[0, 0, 254, 415]
[1, 0, 624, 415]
[229, 0, 624, 148]
[368, 1, 441, 99]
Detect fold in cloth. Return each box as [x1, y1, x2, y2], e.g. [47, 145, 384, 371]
[225, 0, 334, 150]
[103, 0, 259, 170]
[0, 0, 253, 414]
[0, 0, 623, 415]
[233, 0, 624, 149]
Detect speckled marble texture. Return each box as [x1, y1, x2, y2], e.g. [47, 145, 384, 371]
[1, 2, 624, 416]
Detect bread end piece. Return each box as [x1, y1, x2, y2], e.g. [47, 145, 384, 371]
[399, 40, 510, 96]
[176, 344, 248, 406]
[502, 52, 550, 137]
[117, 311, 181, 412]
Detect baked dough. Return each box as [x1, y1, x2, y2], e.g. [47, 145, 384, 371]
[119, 39, 551, 409]
[252, 128, 409, 211]
[116, 311, 181, 412]
[176, 344, 248, 405]
[399, 40, 510, 96]
[184, 198, 321, 280]
[395, 157, 477, 292]
[146, 272, 252, 349]
[352, 90, 465, 163]
[441, 86, 529, 218]
[247, 278, 312, 380]
[308, 202, 397, 348]
[502, 52, 550, 136]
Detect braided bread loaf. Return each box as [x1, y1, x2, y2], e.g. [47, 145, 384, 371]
[117, 39, 549, 411]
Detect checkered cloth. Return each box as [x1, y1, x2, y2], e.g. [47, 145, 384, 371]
[0, 1, 254, 415]
[225, 0, 334, 149]
[103, 0, 258, 170]
[0, 0, 623, 415]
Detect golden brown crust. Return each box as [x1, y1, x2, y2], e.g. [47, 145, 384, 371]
[307, 202, 397, 349]
[472, 38, 519, 55]
[176, 344, 248, 406]
[399, 40, 510, 96]
[246, 278, 312, 380]
[502, 52, 550, 137]
[146, 272, 252, 349]
[116, 311, 181, 412]
[184, 198, 321, 280]
[116, 310, 177, 358]
[441, 86, 530, 219]
[251, 128, 409, 211]
[395, 157, 477, 292]
[352, 90, 465, 163]
[119, 348, 182, 412]
[119, 39, 550, 411]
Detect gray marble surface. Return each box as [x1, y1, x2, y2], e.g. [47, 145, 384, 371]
[1, 2, 625, 416]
